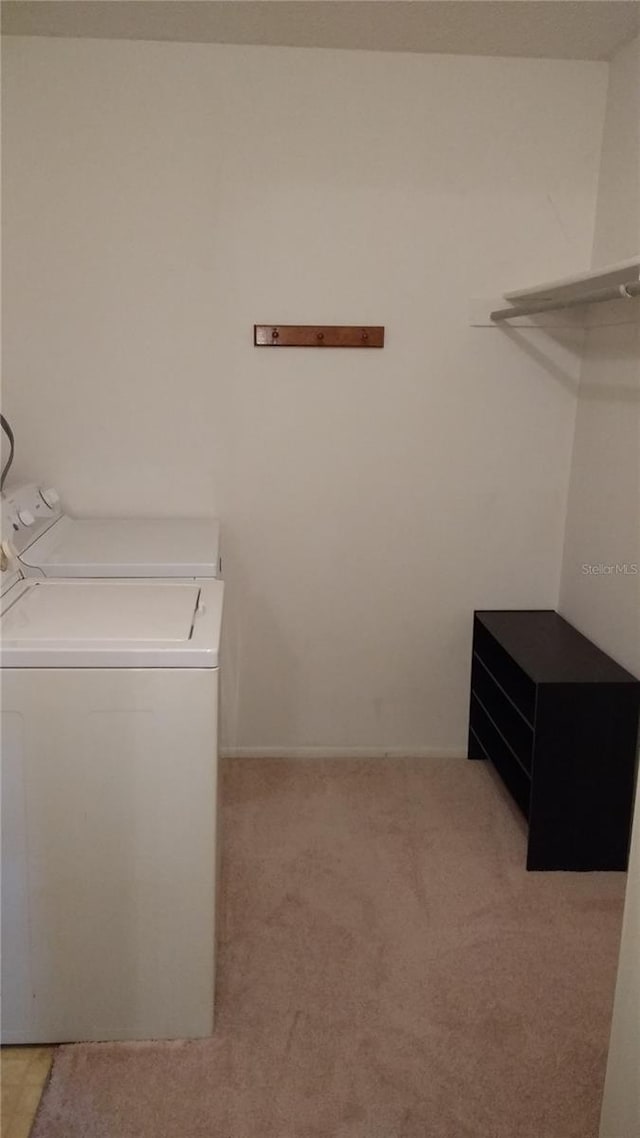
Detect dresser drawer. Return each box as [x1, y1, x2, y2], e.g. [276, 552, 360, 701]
[471, 654, 534, 772]
[469, 698, 531, 819]
[473, 619, 536, 724]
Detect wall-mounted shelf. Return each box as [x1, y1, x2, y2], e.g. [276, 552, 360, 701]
[470, 255, 640, 328]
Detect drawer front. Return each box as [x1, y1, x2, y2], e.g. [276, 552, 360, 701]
[473, 619, 536, 724]
[471, 655, 534, 772]
[469, 698, 531, 819]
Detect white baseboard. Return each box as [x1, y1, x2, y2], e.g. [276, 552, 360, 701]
[221, 746, 467, 760]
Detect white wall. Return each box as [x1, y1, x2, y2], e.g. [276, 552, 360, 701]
[2, 36, 607, 754]
[559, 36, 640, 676]
[556, 35, 640, 1138]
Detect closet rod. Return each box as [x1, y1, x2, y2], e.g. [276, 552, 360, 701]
[490, 279, 640, 322]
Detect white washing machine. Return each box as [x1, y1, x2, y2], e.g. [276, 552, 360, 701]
[1, 560, 224, 1043]
[1, 483, 221, 578]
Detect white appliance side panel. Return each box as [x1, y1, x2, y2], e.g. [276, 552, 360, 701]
[1, 668, 219, 1043]
[1, 713, 34, 1037]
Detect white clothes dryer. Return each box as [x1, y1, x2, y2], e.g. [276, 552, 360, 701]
[1, 563, 224, 1043]
[2, 483, 221, 578]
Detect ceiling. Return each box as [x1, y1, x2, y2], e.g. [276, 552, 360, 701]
[2, 1, 639, 62]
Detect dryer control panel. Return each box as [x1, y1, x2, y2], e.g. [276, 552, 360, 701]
[1, 483, 63, 556]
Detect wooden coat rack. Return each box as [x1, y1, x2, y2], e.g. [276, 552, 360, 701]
[254, 325, 384, 348]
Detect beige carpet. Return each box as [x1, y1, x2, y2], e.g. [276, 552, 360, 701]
[32, 757, 626, 1138]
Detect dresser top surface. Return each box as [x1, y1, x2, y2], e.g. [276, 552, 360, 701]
[475, 610, 640, 686]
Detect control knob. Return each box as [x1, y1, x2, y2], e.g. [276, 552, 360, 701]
[39, 487, 60, 509]
[17, 509, 35, 527]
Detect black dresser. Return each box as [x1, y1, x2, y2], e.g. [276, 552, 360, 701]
[468, 610, 640, 870]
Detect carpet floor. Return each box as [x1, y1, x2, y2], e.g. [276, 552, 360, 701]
[32, 757, 626, 1138]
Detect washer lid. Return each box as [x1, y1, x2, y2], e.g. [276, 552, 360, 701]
[2, 580, 200, 641]
[20, 517, 221, 577]
[1, 578, 223, 668]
